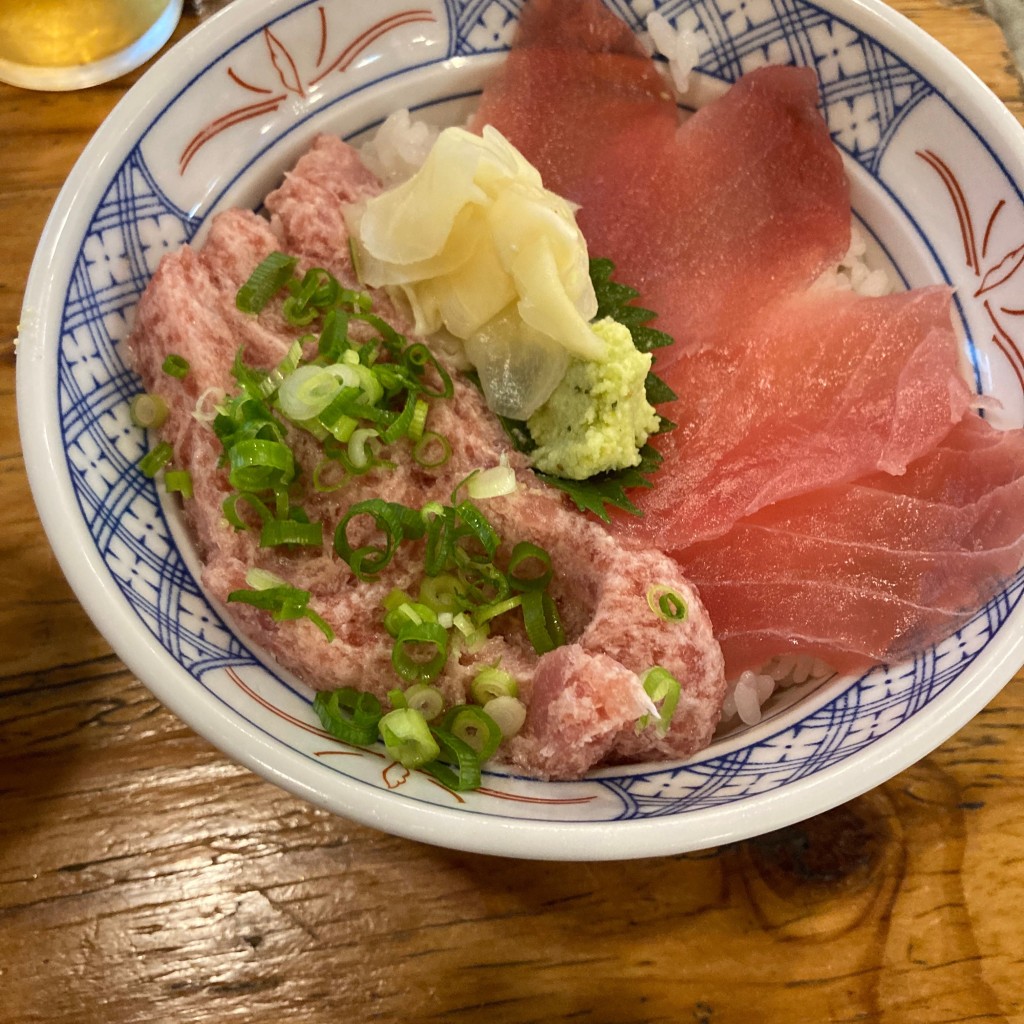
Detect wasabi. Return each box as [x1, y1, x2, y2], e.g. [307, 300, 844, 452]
[527, 317, 660, 480]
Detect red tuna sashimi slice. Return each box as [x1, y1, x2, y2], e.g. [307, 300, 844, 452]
[470, 0, 678, 205]
[679, 413, 1024, 677]
[472, 0, 850, 361]
[614, 286, 973, 551]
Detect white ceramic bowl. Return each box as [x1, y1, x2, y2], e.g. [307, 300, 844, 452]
[18, 0, 1024, 860]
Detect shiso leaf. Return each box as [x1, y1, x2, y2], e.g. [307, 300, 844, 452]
[589, 257, 673, 354]
[535, 444, 664, 523]
[482, 258, 677, 522]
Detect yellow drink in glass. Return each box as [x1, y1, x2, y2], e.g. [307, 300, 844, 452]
[0, 0, 183, 90]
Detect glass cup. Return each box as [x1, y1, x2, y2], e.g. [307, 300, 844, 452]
[0, 0, 184, 91]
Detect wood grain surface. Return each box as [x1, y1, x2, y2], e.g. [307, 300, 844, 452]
[2, 2, 1023, 1022]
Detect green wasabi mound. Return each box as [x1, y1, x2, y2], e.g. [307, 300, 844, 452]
[527, 317, 660, 480]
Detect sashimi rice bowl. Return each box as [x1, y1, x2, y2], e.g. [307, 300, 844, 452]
[17, 0, 1024, 859]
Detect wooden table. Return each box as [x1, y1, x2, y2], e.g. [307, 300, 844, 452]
[2, 2, 1023, 1021]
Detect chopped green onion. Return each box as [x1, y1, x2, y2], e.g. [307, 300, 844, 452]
[137, 441, 174, 477]
[162, 353, 190, 378]
[422, 504, 457, 577]
[402, 342, 454, 398]
[356, 311, 407, 355]
[422, 727, 481, 791]
[227, 582, 334, 641]
[453, 611, 489, 652]
[457, 560, 512, 606]
[245, 567, 287, 590]
[317, 390, 360, 443]
[164, 470, 193, 499]
[227, 438, 295, 491]
[317, 308, 350, 362]
[470, 667, 519, 705]
[314, 687, 382, 746]
[193, 387, 222, 423]
[387, 687, 407, 709]
[392, 620, 449, 683]
[229, 347, 277, 401]
[417, 574, 468, 615]
[466, 461, 517, 500]
[507, 541, 553, 592]
[334, 498, 414, 580]
[408, 398, 429, 441]
[412, 431, 451, 468]
[276, 364, 342, 421]
[259, 518, 323, 548]
[378, 707, 440, 768]
[647, 584, 688, 623]
[453, 501, 500, 563]
[442, 705, 502, 762]
[382, 588, 414, 613]
[347, 427, 380, 471]
[381, 392, 418, 444]
[483, 695, 527, 739]
[474, 594, 523, 627]
[520, 590, 565, 655]
[403, 683, 445, 722]
[236, 251, 298, 314]
[312, 458, 349, 493]
[222, 492, 272, 531]
[130, 393, 168, 429]
[638, 666, 682, 735]
[383, 601, 437, 638]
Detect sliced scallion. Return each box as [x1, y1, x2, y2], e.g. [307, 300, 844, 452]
[403, 683, 445, 722]
[227, 582, 334, 641]
[378, 707, 440, 769]
[483, 695, 526, 739]
[470, 667, 518, 705]
[162, 353, 190, 378]
[442, 705, 502, 762]
[137, 441, 174, 477]
[383, 600, 437, 638]
[521, 590, 565, 655]
[474, 594, 523, 627]
[227, 438, 295, 491]
[412, 431, 451, 468]
[638, 666, 682, 735]
[222, 492, 272, 531]
[647, 584, 688, 623]
[236, 251, 298, 314]
[130, 393, 168, 429]
[417, 574, 467, 615]
[507, 541, 553, 592]
[392, 620, 449, 684]
[466, 462, 517, 500]
[423, 727, 481, 791]
[259, 518, 323, 548]
[314, 687, 382, 746]
[164, 470, 193, 499]
[334, 498, 413, 580]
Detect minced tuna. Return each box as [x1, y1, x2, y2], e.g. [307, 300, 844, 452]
[127, 134, 726, 780]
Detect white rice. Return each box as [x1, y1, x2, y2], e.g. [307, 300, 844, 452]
[644, 12, 700, 94]
[359, 109, 439, 187]
[811, 226, 892, 297]
[721, 655, 834, 727]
